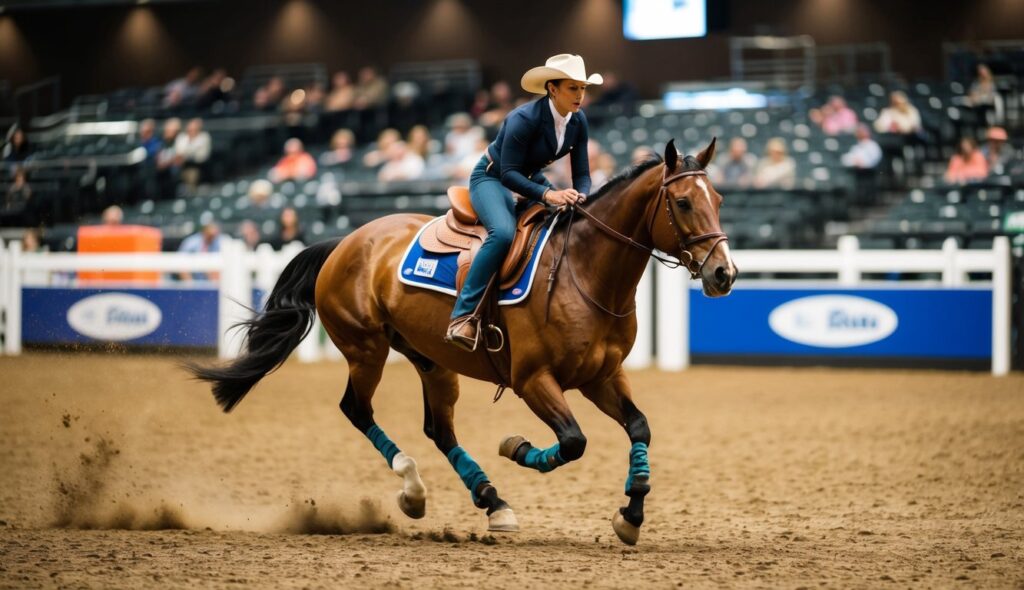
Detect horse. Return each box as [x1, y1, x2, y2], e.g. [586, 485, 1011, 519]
[189, 138, 736, 545]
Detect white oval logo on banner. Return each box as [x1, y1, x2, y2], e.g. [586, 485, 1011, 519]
[67, 293, 163, 341]
[768, 295, 898, 348]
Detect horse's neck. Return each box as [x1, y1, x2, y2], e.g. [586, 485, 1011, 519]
[567, 170, 661, 312]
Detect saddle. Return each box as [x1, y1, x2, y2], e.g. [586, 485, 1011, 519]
[419, 187, 549, 292]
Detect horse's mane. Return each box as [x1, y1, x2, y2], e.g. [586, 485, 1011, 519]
[583, 154, 702, 207]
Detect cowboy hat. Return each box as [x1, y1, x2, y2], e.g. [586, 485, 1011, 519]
[521, 54, 603, 95]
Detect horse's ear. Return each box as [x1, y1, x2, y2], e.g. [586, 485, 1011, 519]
[664, 139, 678, 172]
[696, 137, 717, 169]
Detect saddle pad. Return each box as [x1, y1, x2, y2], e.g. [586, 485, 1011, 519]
[398, 212, 559, 305]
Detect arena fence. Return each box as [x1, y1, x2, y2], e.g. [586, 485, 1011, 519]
[0, 236, 1012, 375]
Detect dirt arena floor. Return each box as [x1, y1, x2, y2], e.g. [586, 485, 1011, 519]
[0, 353, 1022, 589]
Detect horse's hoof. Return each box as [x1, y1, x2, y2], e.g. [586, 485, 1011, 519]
[487, 508, 519, 532]
[612, 510, 640, 545]
[498, 435, 529, 461]
[397, 490, 426, 519]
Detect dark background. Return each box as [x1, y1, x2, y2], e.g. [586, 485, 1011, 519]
[2, 0, 1024, 102]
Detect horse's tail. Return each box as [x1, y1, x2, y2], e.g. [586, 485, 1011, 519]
[187, 238, 341, 412]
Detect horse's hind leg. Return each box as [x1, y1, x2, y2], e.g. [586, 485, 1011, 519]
[580, 370, 651, 546]
[416, 363, 518, 532]
[332, 330, 427, 519]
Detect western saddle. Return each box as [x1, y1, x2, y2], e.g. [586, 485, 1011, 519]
[419, 187, 550, 293]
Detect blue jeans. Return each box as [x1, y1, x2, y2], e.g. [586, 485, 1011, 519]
[450, 157, 517, 319]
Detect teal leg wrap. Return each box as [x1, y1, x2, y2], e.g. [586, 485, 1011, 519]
[625, 442, 651, 493]
[446, 446, 490, 503]
[366, 425, 400, 468]
[522, 443, 566, 473]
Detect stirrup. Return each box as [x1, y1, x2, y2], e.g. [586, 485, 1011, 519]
[445, 315, 480, 352]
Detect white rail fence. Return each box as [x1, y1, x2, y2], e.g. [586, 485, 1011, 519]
[0, 236, 1013, 375]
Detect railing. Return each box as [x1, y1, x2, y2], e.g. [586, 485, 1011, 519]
[0, 236, 1013, 375]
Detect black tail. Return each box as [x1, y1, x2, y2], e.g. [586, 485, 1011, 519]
[187, 238, 342, 412]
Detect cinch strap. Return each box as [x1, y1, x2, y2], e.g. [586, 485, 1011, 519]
[625, 442, 651, 493]
[447, 446, 490, 503]
[366, 425, 401, 468]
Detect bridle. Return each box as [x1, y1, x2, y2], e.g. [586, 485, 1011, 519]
[548, 165, 729, 318]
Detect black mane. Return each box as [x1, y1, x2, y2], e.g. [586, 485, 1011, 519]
[584, 153, 702, 206]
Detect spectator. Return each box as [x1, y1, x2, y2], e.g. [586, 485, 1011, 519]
[247, 179, 273, 209]
[944, 137, 988, 184]
[591, 71, 638, 114]
[377, 141, 425, 183]
[319, 129, 356, 167]
[450, 136, 491, 182]
[253, 76, 286, 112]
[196, 68, 232, 109]
[841, 125, 882, 170]
[709, 137, 757, 188]
[325, 71, 356, 112]
[174, 118, 212, 188]
[362, 128, 401, 168]
[237, 219, 261, 251]
[270, 207, 305, 250]
[753, 138, 796, 189]
[810, 95, 858, 135]
[479, 81, 514, 128]
[2, 166, 31, 226]
[591, 152, 617, 192]
[630, 145, 659, 166]
[587, 140, 612, 190]
[468, 88, 491, 120]
[3, 128, 30, 163]
[269, 138, 317, 182]
[444, 113, 484, 161]
[155, 118, 182, 197]
[22, 227, 43, 253]
[353, 67, 389, 110]
[101, 205, 123, 226]
[138, 119, 161, 161]
[163, 67, 203, 108]
[177, 220, 222, 281]
[282, 82, 325, 115]
[406, 125, 435, 160]
[981, 126, 1014, 176]
[965, 64, 1000, 124]
[873, 91, 922, 136]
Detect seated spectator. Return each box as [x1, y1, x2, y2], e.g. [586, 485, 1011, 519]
[810, 95, 858, 135]
[22, 227, 43, 253]
[138, 119, 161, 161]
[247, 179, 273, 209]
[353, 67, 389, 110]
[378, 141, 425, 183]
[873, 91, 922, 136]
[319, 129, 356, 167]
[965, 64, 1000, 124]
[196, 68, 232, 109]
[163, 67, 203, 108]
[236, 219, 261, 252]
[3, 128, 30, 163]
[326, 71, 356, 112]
[709, 137, 757, 188]
[362, 128, 401, 168]
[178, 220, 222, 281]
[449, 136, 491, 182]
[841, 125, 882, 169]
[269, 138, 317, 182]
[479, 81, 515, 128]
[282, 83, 325, 115]
[444, 113, 484, 162]
[981, 126, 1014, 176]
[630, 146, 659, 166]
[591, 151, 617, 192]
[406, 125, 436, 160]
[591, 72, 638, 114]
[253, 76, 286, 112]
[469, 88, 491, 120]
[753, 138, 796, 189]
[269, 207, 305, 250]
[174, 118, 212, 188]
[101, 205, 123, 226]
[1, 166, 31, 226]
[944, 137, 988, 184]
[155, 118, 182, 197]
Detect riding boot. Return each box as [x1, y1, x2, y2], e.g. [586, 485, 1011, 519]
[445, 315, 480, 352]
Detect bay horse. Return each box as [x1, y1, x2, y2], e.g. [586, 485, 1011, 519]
[189, 138, 736, 545]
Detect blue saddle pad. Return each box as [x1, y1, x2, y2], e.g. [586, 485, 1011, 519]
[397, 213, 558, 305]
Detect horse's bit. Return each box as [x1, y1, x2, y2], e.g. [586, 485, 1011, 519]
[549, 167, 729, 318]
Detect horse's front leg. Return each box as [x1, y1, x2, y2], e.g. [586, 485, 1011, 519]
[581, 370, 651, 546]
[499, 372, 587, 474]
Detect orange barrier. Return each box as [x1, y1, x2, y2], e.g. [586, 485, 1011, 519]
[78, 225, 163, 283]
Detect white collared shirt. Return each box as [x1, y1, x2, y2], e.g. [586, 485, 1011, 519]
[548, 98, 572, 152]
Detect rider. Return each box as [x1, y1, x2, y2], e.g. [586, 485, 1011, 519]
[445, 54, 602, 350]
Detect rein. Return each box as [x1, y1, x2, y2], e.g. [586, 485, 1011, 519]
[547, 167, 728, 318]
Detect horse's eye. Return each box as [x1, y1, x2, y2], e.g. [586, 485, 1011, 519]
[675, 197, 692, 212]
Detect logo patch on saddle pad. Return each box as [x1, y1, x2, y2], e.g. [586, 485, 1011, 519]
[398, 214, 559, 305]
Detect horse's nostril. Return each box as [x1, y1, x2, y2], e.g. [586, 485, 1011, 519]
[714, 266, 728, 285]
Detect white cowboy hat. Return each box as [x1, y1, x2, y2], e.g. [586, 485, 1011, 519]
[520, 54, 604, 95]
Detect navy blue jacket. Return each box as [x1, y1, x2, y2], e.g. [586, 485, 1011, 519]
[486, 97, 592, 201]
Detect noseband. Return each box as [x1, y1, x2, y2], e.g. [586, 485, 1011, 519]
[552, 165, 729, 318]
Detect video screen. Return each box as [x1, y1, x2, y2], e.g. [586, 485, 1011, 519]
[623, 0, 707, 41]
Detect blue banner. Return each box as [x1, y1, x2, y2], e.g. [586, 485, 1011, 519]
[689, 286, 992, 359]
[22, 287, 219, 347]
